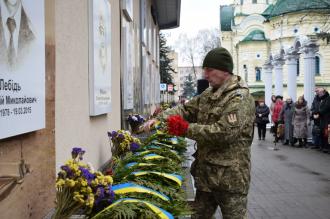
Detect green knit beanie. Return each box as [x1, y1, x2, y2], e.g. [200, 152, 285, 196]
[202, 47, 234, 74]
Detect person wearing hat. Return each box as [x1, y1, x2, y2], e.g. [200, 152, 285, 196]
[143, 47, 255, 219]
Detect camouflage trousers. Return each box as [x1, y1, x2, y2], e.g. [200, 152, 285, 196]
[191, 190, 248, 219]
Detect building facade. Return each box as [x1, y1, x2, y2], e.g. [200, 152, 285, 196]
[220, 0, 330, 107]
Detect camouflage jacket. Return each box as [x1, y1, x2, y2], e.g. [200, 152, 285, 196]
[159, 75, 255, 194]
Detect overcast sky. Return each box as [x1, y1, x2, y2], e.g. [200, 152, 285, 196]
[161, 0, 233, 48]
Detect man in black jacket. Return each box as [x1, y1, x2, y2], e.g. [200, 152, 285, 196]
[311, 88, 322, 149]
[318, 88, 330, 153]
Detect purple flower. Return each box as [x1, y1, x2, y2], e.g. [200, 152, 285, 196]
[71, 147, 85, 159]
[118, 134, 124, 139]
[79, 167, 95, 183]
[130, 142, 140, 152]
[107, 131, 112, 137]
[94, 186, 105, 206]
[60, 165, 73, 178]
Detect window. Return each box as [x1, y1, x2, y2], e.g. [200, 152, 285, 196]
[315, 56, 320, 76]
[252, 0, 257, 3]
[256, 68, 261, 81]
[296, 59, 300, 76]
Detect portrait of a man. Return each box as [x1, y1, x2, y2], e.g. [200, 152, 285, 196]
[0, 0, 35, 69]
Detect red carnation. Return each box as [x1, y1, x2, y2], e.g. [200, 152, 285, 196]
[167, 115, 189, 136]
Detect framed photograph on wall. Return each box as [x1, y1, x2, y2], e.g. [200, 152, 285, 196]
[0, 0, 45, 139]
[140, 0, 147, 46]
[156, 32, 159, 67]
[122, 0, 133, 22]
[142, 54, 150, 105]
[88, 0, 112, 116]
[122, 21, 134, 109]
[149, 64, 155, 105]
[155, 70, 160, 103]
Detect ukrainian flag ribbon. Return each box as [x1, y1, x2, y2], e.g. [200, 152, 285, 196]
[143, 153, 165, 160]
[91, 198, 174, 219]
[131, 171, 183, 186]
[125, 162, 156, 168]
[112, 183, 170, 201]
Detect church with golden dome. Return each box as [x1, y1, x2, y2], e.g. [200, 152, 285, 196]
[220, 0, 330, 107]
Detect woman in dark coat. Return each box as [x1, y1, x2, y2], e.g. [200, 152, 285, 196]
[255, 101, 270, 140]
[280, 97, 294, 145]
[292, 96, 310, 147]
[318, 89, 330, 153]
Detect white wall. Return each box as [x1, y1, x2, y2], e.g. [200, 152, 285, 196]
[55, 0, 121, 171]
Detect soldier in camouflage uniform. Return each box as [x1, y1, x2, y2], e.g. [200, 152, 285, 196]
[144, 47, 255, 219]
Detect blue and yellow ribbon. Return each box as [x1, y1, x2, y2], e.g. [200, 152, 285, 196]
[152, 141, 173, 149]
[131, 171, 183, 186]
[92, 198, 174, 219]
[143, 153, 165, 160]
[146, 144, 161, 149]
[135, 150, 152, 156]
[169, 137, 178, 144]
[125, 162, 156, 168]
[112, 183, 170, 201]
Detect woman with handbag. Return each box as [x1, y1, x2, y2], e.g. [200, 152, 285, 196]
[255, 101, 270, 140]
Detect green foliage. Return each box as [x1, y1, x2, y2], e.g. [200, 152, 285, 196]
[159, 33, 176, 84]
[91, 202, 157, 219]
[182, 73, 196, 99]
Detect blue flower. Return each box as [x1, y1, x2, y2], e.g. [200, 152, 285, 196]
[130, 142, 140, 152]
[118, 134, 124, 139]
[60, 165, 73, 177]
[71, 148, 85, 159]
[79, 167, 95, 183]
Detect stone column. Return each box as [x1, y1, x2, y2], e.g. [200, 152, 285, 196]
[285, 51, 299, 101]
[272, 54, 285, 96]
[300, 41, 319, 107]
[262, 60, 273, 108]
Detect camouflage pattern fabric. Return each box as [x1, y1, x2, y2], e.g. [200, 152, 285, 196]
[190, 190, 248, 219]
[159, 75, 255, 217]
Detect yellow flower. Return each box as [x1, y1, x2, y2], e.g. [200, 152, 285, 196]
[56, 179, 65, 188]
[86, 187, 92, 194]
[80, 179, 88, 187]
[104, 175, 113, 184]
[65, 179, 76, 187]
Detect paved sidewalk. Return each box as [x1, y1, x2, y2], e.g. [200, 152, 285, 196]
[185, 129, 330, 219]
[248, 131, 330, 219]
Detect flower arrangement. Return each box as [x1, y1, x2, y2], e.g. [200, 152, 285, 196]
[53, 147, 114, 219]
[127, 114, 145, 133]
[107, 130, 141, 157]
[166, 115, 189, 136]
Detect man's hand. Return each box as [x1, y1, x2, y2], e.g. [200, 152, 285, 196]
[142, 119, 158, 132]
